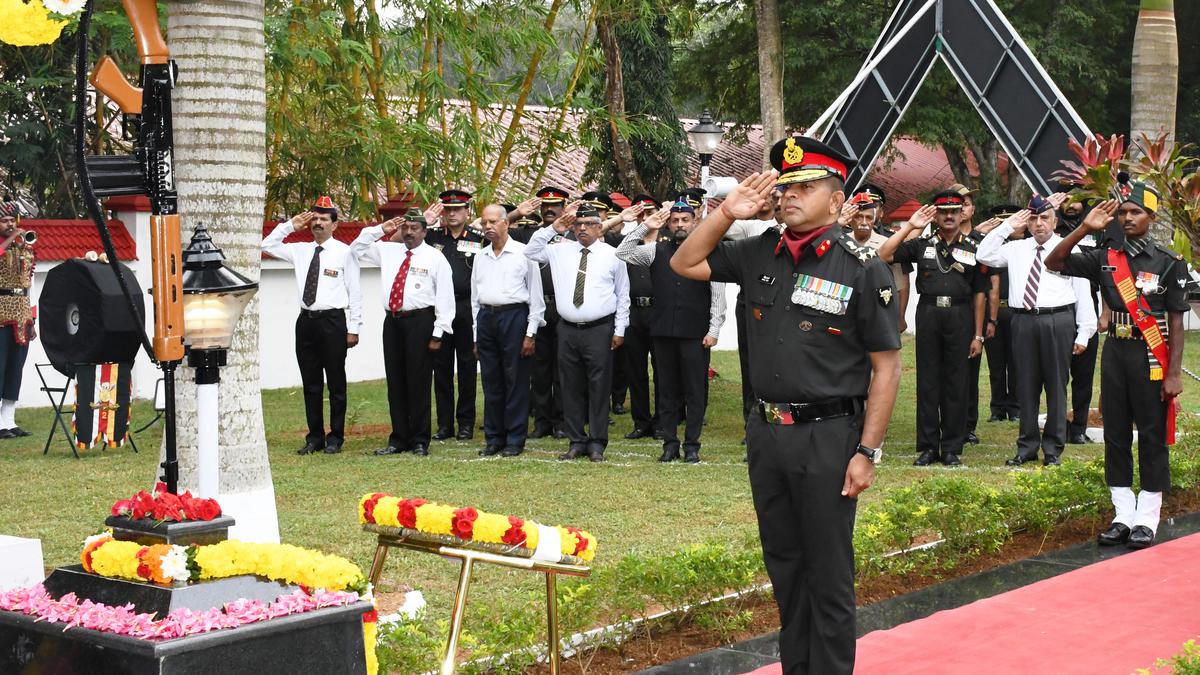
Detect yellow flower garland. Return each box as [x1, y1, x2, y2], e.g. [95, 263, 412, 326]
[0, 0, 67, 46]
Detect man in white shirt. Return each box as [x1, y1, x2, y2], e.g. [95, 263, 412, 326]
[353, 208, 456, 457]
[471, 204, 545, 458]
[525, 204, 630, 461]
[261, 196, 362, 456]
[977, 194, 1097, 466]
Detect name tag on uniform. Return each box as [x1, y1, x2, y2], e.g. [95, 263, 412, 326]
[758, 275, 775, 285]
[791, 274, 853, 315]
[323, 268, 339, 278]
[457, 240, 484, 255]
[923, 246, 937, 260]
[411, 267, 429, 276]
[951, 248, 976, 266]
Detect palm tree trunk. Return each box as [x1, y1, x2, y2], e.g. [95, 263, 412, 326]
[596, 14, 645, 195]
[1131, 0, 1178, 145]
[167, 0, 279, 543]
[755, 0, 784, 168]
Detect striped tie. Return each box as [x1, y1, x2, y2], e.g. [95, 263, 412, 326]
[573, 248, 589, 307]
[1023, 245, 1043, 310]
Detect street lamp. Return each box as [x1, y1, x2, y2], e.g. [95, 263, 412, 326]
[687, 109, 726, 190]
[181, 223, 258, 499]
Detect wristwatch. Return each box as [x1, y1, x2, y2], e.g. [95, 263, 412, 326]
[855, 444, 881, 464]
[973, 335, 985, 343]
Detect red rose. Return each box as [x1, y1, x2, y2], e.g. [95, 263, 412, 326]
[397, 498, 427, 529]
[177, 493, 199, 520]
[451, 508, 477, 540]
[362, 609, 378, 623]
[132, 491, 156, 520]
[362, 493, 385, 524]
[153, 492, 185, 521]
[195, 499, 221, 521]
[456, 507, 478, 523]
[111, 499, 134, 517]
[501, 516, 526, 546]
[153, 482, 169, 497]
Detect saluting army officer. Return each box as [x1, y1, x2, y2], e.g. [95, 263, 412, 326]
[879, 191, 988, 467]
[671, 136, 902, 674]
[1046, 178, 1188, 549]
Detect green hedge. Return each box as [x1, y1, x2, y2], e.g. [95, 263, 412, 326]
[1138, 639, 1200, 674]
[377, 424, 1200, 674]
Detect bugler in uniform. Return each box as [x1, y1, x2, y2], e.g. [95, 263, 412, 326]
[0, 198, 35, 439]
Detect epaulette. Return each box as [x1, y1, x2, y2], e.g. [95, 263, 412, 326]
[1153, 241, 1185, 260]
[837, 231, 878, 264]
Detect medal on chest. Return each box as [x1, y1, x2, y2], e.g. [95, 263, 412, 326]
[791, 273, 853, 315]
[1135, 271, 1160, 293]
[951, 247, 976, 267]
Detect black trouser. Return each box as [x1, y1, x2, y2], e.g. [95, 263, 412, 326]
[736, 297, 755, 425]
[985, 306, 1019, 418]
[558, 317, 614, 448]
[966, 340, 981, 433]
[0, 327, 28, 401]
[611, 343, 628, 407]
[914, 300, 972, 457]
[382, 309, 435, 449]
[1101, 337, 1171, 492]
[623, 306, 658, 432]
[295, 310, 349, 446]
[747, 410, 861, 675]
[1011, 310, 1074, 460]
[653, 336, 707, 453]
[433, 298, 476, 435]
[531, 299, 562, 432]
[477, 304, 531, 449]
[1068, 332, 1099, 436]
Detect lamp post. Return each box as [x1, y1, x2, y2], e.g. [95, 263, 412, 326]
[181, 223, 258, 499]
[687, 109, 726, 200]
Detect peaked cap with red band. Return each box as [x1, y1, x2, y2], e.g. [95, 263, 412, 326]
[438, 189, 473, 208]
[580, 191, 616, 213]
[312, 195, 338, 220]
[770, 136, 854, 187]
[931, 191, 965, 210]
[848, 192, 878, 209]
[535, 186, 569, 205]
[632, 194, 661, 210]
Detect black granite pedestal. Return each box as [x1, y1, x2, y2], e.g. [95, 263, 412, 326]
[43, 566, 298, 617]
[105, 515, 235, 546]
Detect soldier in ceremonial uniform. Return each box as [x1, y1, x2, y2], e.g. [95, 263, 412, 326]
[671, 137, 901, 674]
[261, 196, 362, 455]
[0, 199, 35, 439]
[879, 191, 988, 466]
[947, 183, 985, 445]
[427, 189, 485, 441]
[847, 189, 909, 331]
[1046, 179, 1188, 549]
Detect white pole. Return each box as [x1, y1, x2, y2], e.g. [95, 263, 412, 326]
[700, 162, 710, 219]
[196, 382, 219, 498]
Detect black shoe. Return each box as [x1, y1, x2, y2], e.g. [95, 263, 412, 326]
[1127, 525, 1155, 549]
[1097, 523, 1131, 546]
[625, 428, 653, 439]
[7, 427, 30, 437]
[530, 426, 553, 439]
[914, 449, 940, 466]
[374, 445, 404, 456]
[479, 445, 503, 457]
[411, 444, 429, 456]
[433, 429, 454, 441]
[1068, 432, 1088, 445]
[0, 428, 17, 440]
[612, 403, 626, 415]
[941, 453, 962, 467]
[1043, 455, 1062, 466]
[553, 428, 569, 439]
[323, 442, 343, 454]
[500, 446, 524, 457]
[1006, 454, 1038, 467]
[652, 429, 666, 440]
[297, 441, 324, 455]
[965, 432, 980, 445]
[456, 429, 473, 441]
[740, 436, 747, 445]
[683, 449, 700, 464]
[988, 413, 1005, 422]
[558, 444, 587, 461]
[608, 418, 615, 426]
[587, 448, 606, 462]
[658, 445, 680, 463]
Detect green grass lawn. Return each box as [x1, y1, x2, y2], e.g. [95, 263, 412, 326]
[5, 333, 1200, 616]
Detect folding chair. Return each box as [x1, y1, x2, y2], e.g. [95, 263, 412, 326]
[134, 377, 165, 433]
[36, 363, 77, 459]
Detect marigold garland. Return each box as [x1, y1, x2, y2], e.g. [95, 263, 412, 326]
[359, 493, 597, 563]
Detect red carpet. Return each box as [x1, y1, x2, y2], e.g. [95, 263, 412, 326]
[745, 532, 1200, 674]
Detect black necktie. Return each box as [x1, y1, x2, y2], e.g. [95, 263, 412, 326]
[573, 248, 589, 307]
[303, 245, 323, 306]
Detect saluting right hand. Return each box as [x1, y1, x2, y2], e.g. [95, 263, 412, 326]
[719, 171, 778, 220]
[423, 202, 444, 227]
[381, 217, 403, 237]
[838, 201, 860, 226]
[619, 204, 644, 222]
[292, 211, 316, 231]
[906, 204, 938, 230]
[643, 206, 670, 231]
[515, 197, 541, 217]
[1005, 209, 1031, 236]
[1081, 199, 1118, 231]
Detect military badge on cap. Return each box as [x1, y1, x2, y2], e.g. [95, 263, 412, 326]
[932, 191, 965, 210]
[632, 194, 661, 210]
[857, 182, 886, 205]
[848, 192, 878, 209]
[438, 189, 472, 208]
[536, 186, 570, 205]
[770, 136, 854, 187]
[669, 200, 695, 215]
[1026, 194, 1054, 215]
[312, 195, 339, 221]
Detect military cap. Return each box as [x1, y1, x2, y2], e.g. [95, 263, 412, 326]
[536, 186, 570, 204]
[632, 194, 661, 210]
[857, 182, 887, 205]
[575, 204, 601, 220]
[404, 207, 428, 227]
[580, 191, 616, 213]
[769, 136, 853, 186]
[989, 204, 1023, 219]
[1115, 172, 1159, 213]
[1026, 194, 1055, 215]
[848, 191, 879, 210]
[669, 200, 695, 215]
[514, 211, 542, 228]
[947, 182, 976, 198]
[438, 189, 472, 208]
[312, 195, 338, 221]
[931, 191, 965, 210]
[676, 187, 707, 209]
[501, 203, 517, 214]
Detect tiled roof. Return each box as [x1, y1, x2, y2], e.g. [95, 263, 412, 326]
[21, 219, 137, 262]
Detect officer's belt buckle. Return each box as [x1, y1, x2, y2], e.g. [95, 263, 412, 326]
[1114, 324, 1133, 339]
[759, 402, 792, 425]
[634, 297, 653, 308]
[936, 296, 951, 308]
[998, 300, 1009, 308]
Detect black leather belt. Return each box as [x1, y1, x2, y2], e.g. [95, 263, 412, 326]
[1013, 304, 1074, 315]
[481, 302, 525, 312]
[0, 288, 28, 297]
[299, 308, 344, 318]
[633, 296, 653, 308]
[919, 295, 970, 307]
[560, 314, 614, 330]
[758, 397, 864, 425]
[386, 306, 434, 318]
